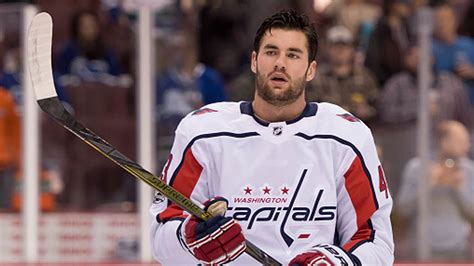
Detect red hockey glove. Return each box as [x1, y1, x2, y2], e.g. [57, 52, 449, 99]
[180, 197, 246, 264]
[289, 244, 356, 266]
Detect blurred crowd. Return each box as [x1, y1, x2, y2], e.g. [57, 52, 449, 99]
[0, 0, 472, 262]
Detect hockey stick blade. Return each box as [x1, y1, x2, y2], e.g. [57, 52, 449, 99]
[27, 12, 281, 266]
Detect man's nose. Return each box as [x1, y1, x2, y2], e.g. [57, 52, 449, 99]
[274, 54, 286, 71]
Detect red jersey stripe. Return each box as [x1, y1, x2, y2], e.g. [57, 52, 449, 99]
[158, 204, 186, 222]
[342, 156, 377, 251]
[159, 148, 203, 222]
[171, 148, 203, 197]
[344, 156, 377, 228]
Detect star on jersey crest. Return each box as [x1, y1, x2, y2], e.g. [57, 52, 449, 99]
[262, 186, 271, 195]
[281, 186, 289, 195]
[244, 186, 252, 195]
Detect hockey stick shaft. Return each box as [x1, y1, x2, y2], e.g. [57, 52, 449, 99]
[29, 12, 280, 265]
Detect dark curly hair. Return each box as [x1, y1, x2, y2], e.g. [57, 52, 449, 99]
[253, 9, 318, 62]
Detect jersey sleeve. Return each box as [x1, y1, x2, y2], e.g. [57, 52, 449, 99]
[335, 130, 394, 265]
[149, 123, 211, 264]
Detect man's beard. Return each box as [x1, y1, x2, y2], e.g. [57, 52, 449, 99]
[255, 69, 306, 106]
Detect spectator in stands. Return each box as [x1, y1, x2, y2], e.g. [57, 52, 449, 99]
[0, 87, 20, 210]
[155, 24, 227, 157]
[432, 3, 474, 105]
[379, 45, 473, 128]
[156, 30, 227, 119]
[365, 0, 411, 85]
[378, 45, 473, 196]
[55, 10, 123, 86]
[12, 166, 64, 212]
[397, 120, 474, 261]
[308, 25, 379, 122]
[323, 0, 381, 40]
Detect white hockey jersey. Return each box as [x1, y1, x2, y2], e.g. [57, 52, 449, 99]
[150, 101, 394, 265]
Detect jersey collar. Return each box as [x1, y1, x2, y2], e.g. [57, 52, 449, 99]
[240, 101, 318, 126]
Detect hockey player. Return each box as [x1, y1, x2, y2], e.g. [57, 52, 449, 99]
[150, 9, 394, 265]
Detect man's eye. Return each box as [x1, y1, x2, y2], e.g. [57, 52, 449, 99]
[288, 53, 300, 59]
[266, 51, 276, 56]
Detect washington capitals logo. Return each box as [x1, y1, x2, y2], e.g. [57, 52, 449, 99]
[192, 108, 217, 116]
[228, 169, 336, 247]
[337, 113, 360, 122]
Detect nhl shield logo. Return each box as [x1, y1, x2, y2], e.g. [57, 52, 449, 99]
[273, 126, 283, 136]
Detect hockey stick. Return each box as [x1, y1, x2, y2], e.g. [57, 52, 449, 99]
[27, 12, 280, 265]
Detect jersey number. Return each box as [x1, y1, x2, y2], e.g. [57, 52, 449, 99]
[378, 165, 389, 199]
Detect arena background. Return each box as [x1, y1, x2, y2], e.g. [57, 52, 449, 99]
[0, 0, 473, 264]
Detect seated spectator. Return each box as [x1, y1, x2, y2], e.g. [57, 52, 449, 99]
[55, 10, 123, 86]
[12, 166, 64, 212]
[308, 25, 379, 122]
[432, 3, 474, 105]
[378, 45, 473, 191]
[365, 0, 411, 85]
[323, 0, 381, 40]
[397, 121, 474, 261]
[156, 27, 227, 126]
[0, 87, 20, 210]
[379, 45, 473, 128]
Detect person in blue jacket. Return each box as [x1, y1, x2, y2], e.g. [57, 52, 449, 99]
[156, 26, 227, 130]
[55, 10, 122, 83]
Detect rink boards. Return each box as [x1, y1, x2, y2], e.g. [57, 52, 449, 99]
[0, 213, 139, 262]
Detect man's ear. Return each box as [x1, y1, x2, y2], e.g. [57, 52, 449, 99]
[251, 51, 257, 74]
[306, 60, 317, 81]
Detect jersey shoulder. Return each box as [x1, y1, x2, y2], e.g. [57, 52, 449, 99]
[312, 102, 372, 144]
[175, 102, 242, 137]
